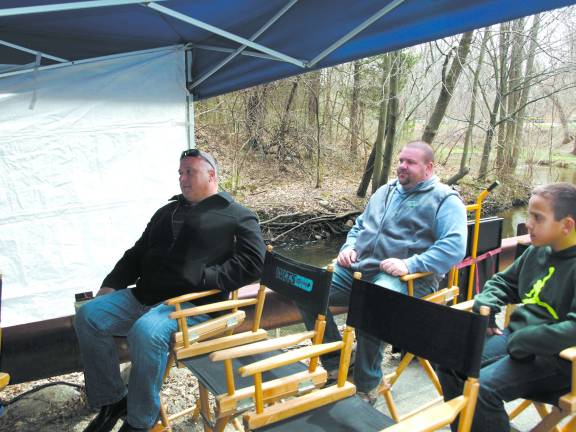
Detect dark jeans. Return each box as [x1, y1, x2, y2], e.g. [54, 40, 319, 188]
[438, 329, 571, 432]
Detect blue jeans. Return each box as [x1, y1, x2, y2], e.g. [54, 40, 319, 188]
[74, 289, 209, 428]
[438, 329, 571, 432]
[299, 264, 435, 393]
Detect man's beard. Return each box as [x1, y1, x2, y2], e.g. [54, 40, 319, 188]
[397, 169, 409, 185]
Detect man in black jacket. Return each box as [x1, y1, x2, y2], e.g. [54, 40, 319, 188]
[75, 149, 266, 432]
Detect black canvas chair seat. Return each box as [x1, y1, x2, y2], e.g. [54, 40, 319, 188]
[182, 350, 308, 396]
[257, 396, 394, 432]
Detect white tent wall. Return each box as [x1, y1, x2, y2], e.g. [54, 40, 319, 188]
[0, 47, 189, 326]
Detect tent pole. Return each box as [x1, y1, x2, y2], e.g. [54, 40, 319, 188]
[146, 3, 306, 68]
[308, 0, 406, 68]
[190, 0, 300, 90]
[186, 49, 195, 150]
[0, 39, 67, 63]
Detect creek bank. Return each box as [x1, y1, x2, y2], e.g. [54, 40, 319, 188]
[248, 177, 531, 243]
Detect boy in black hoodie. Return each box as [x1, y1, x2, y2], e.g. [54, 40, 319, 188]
[440, 182, 576, 432]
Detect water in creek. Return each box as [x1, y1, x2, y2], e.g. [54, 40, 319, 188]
[498, 164, 575, 238]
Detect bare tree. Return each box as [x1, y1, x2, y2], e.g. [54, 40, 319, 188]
[348, 61, 362, 159]
[422, 31, 474, 144]
[379, 51, 401, 186]
[459, 29, 489, 177]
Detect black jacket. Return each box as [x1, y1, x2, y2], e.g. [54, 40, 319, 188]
[102, 192, 266, 305]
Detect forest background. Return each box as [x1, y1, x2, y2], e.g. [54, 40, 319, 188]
[195, 7, 576, 242]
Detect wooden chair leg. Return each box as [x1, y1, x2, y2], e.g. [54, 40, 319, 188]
[199, 384, 214, 432]
[231, 417, 244, 431]
[509, 399, 533, 420]
[417, 357, 443, 396]
[213, 415, 232, 432]
[385, 352, 414, 386]
[560, 415, 576, 432]
[534, 402, 551, 419]
[531, 406, 569, 432]
[382, 387, 400, 422]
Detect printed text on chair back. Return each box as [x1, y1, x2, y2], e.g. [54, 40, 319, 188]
[347, 278, 488, 378]
[261, 251, 332, 318]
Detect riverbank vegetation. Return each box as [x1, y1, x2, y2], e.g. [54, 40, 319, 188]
[194, 7, 575, 242]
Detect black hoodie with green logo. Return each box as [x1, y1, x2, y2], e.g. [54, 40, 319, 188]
[473, 245, 576, 360]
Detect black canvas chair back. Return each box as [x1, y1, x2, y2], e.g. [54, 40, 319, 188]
[348, 278, 488, 378]
[261, 250, 332, 318]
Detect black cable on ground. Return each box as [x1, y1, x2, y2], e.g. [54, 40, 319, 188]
[0, 381, 84, 407]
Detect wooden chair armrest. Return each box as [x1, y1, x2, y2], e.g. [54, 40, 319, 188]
[164, 289, 221, 305]
[239, 341, 343, 377]
[169, 298, 258, 319]
[210, 330, 316, 362]
[383, 397, 466, 431]
[422, 286, 459, 305]
[0, 372, 10, 390]
[451, 300, 475, 311]
[173, 311, 246, 346]
[560, 346, 576, 362]
[400, 272, 433, 282]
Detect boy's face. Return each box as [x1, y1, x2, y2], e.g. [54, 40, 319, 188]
[526, 194, 568, 250]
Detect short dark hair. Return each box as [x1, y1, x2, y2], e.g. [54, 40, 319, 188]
[404, 141, 434, 163]
[532, 182, 576, 221]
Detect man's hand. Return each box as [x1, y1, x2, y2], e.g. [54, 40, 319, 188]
[379, 258, 409, 276]
[337, 248, 357, 268]
[486, 327, 503, 336]
[96, 287, 116, 297]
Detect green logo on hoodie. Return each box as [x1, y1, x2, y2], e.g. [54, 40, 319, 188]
[522, 266, 558, 319]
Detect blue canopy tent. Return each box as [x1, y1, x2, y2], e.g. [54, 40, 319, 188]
[1, 0, 574, 101]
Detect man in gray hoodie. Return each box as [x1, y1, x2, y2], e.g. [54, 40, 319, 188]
[301, 141, 467, 403]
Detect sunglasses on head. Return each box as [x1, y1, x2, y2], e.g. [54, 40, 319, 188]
[180, 149, 216, 171]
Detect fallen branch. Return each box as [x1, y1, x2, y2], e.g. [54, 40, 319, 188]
[270, 210, 360, 242]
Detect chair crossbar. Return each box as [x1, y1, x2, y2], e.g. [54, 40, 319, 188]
[244, 382, 356, 430]
[210, 330, 316, 362]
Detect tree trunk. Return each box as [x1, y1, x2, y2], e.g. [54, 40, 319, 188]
[357, 145, 376, 197]
[421, 31, 474, 144]
[478, 93, 501, 179]
[349, 61, 361, 159]
[500, 18, 525, 173]
[277, 78, 299, 156]
[511, 15, 540, 170]
[306, 71, 321, 159]
[372, 54, 390, 192]
[549, 94, 574, 150]
[495, 21, 511, 169]
[246, 86, 268, 157]
[379, 51, 400, 187]
[461, 29, 489, 174]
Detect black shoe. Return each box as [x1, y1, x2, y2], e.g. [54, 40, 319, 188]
[118, 421, 147, 432]
[84, 396, 127, 432]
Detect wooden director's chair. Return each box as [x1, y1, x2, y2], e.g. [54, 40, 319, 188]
[235, 273, 489, 432]
[153, 270, 270, 430]
[159, 246, 334, 432]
